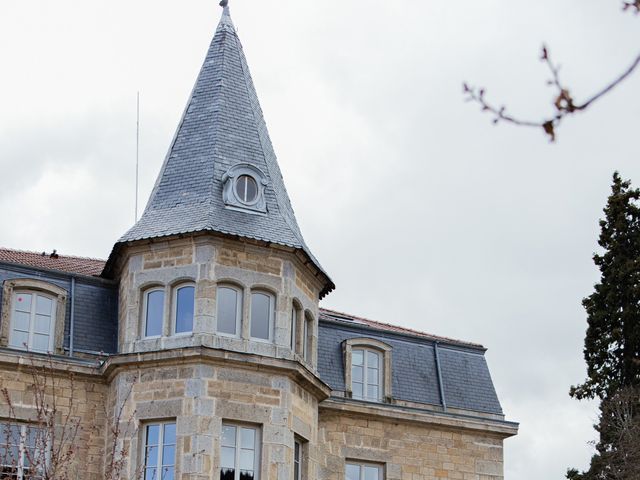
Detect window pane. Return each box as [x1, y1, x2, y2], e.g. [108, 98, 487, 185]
[352, 382, 363, 399]
[217, 287, 239, 335]
[35, 296, 52, 316]
[250, 293, 271, 340]
[240, 428, 255, 449]
[352, 350, 364, 366]
[367, 368, 379, 386]
[162, 445, 175, 466]
[345, 464, 360, 480]
[12, 311, 30, 332]
[34, 314, 51, 335]
[146, 424, 160, 446]
[163, 423, 176, 445]
[14, 293, 32, 313]
[145, 467, 158, 480]
[145, 446, 158, 467]
[290, 308, 297, 349]
[352, 365, 363, 383]
[303, 319, 309, 360]
[222, 425, 236, 447]
[221, 447, 235, 469]
[366, 351, 380, 369]
[32, 334, 50, 352]
[145, 290, 164, 337]
[175, 286, 194, 334]
[240, 449, 254, 470]
[364, 466, 380, 480]
[220, 468, 235, 480]
[10, 330, 29, 349]
[161, 467, 175, 480]
[367, 385, 379, 400]
[239, 471, 255, 480]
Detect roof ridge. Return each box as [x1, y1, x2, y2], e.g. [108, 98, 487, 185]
[0, 246, 106, 263]
[318, 307, 484, 348]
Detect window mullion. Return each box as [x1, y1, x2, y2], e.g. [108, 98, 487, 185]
[28, 296, 36, 350]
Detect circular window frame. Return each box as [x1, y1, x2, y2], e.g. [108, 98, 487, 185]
[234, 174, 259, 206]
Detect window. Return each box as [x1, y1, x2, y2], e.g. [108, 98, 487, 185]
[221, 164, 267, 213]
[344, 339, 392, 403]
[290, 303, 301, 352]
[144, 288, 165, 337]
[217, 286, 242, 336]
[250, 291, 274, 341]
[220, 423, 260, 480]
[0, 423, 46, 479]
[345, 462, 383, 480]
[293, 438, 305, 480]
[351, 348, 381, 401]
[235, 175, 258, 204]
[174, 284, 195, 334]
[143, 422, 176, 480]
[303, 313, 313, 362]
[9, 291, 56, 353]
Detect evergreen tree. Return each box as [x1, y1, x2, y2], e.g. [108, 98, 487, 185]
[568, 172, 640, 480]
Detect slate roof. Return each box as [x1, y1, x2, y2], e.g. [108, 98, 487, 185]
[105, 6, 333, 297]
[317, 308, 504, 415]
[0, 248, 105, 277]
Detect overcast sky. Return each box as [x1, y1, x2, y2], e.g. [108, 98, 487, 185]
[1, 1, 639, 478]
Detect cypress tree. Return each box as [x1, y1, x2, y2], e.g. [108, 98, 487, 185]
[568, 172, 640, 480]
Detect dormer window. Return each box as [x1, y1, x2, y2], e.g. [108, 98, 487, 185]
[236, 175, 258, 204]
[222, 164, 268, 213]
[10, 292, 56, 353]
[343, 338, 392, 403]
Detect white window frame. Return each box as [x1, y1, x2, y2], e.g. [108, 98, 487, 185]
[351, 348, 382, 402]
[290, 305, 298, 351]
[172, 283, 195, 336]
[220, 422, 261, 480]
[0, 423, 47, 480]
[294, 437, 304, 480]
[142, 421, 176, 480]
[249, 291, 275, 342]
[216, 285, 243, 338]
[345, 461, 384, 480]
[9, 291, 56, 353]
[303, 313, 313, 363]
[142, 287, 165, 339]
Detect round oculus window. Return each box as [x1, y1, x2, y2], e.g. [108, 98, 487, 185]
[235, 174, 258, 204]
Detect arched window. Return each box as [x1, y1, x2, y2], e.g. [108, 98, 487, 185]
[143, 288, 165, 338]
[9, 291, 56, 353]
[290, 301, 302, 352]
[250, 291, 274, 341]
[217, 285, 243, 337]
[173, 284, 195, 334]
[351, 348, 381, 401]
[344, 338, 392, 403]
[303, 312, 313, 362]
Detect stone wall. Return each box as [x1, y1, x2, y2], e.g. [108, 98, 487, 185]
[318, 406, 509, 480]
[106, 356, 324, 480]
[0, 356, 106, 480]
[116, 235, 324, 369]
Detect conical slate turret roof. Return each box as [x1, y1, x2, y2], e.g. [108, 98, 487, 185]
[106, 6, 333, 297]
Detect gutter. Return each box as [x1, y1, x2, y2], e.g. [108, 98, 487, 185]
[434, 341, 447, 412]
[69, 277, 76, 357]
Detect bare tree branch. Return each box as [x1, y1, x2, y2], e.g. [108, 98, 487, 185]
[464, 1, 640, 141]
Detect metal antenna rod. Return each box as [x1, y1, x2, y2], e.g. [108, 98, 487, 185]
[135, 91, 140, 222]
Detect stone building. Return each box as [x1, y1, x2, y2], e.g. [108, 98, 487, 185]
[0, 4, 517, 480]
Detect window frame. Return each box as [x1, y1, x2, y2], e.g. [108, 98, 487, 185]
[142, 287, 166, 339]
[351, 348, 382, 402]
[293, 436, 307, 480]
[345, 461, 384, 480]
[303, 312, 313, 363]
[9, 290, 57, 353]
[220, 422, 261, 480]
[0, 422, 47, 480]
[1, 279, 67, 355]
[216, 284, 243, 338]
[249, 290, 275, 343]
[142, 420, 176, 480]
[343, 338, 392, 403]
[172, 282, 195, 336]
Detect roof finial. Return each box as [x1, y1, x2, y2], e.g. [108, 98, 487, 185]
[219, 0, 228, 7]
